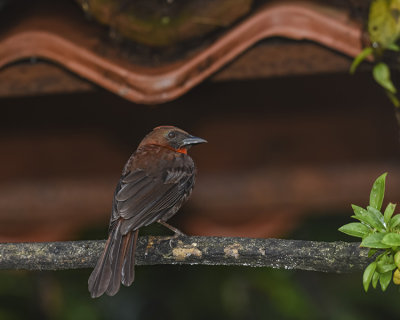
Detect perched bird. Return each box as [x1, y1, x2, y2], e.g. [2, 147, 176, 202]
[88, 126, 207, 298]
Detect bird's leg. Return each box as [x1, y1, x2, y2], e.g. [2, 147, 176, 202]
[145, 221, 186, 255]
[158, 221, 186, 238]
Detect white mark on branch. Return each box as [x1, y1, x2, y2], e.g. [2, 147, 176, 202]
[224, 243, 242, 259]
[172, 240, 202, 261]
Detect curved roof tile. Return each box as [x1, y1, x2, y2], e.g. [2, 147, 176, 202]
[0, 2, 363, 104]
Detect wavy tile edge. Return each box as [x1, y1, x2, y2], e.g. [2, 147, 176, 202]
[0, 2, 362, 104]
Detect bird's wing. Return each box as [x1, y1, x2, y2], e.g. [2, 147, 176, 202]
[110, 158, 195, 234]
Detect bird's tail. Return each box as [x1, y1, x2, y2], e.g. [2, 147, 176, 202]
[88, 221, 139, 298]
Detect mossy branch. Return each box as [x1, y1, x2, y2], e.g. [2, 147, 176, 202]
[0, 236, 371, 273]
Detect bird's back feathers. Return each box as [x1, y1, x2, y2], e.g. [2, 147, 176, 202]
[88, 144, 196, 298]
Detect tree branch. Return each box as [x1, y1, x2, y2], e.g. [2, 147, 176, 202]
[0, 236, 370, 273]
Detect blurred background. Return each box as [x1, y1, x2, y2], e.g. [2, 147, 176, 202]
[1, 0, 400, 319]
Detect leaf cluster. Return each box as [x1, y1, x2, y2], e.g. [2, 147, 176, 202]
[339, 173, 400, 292]
[350, 0, 400, 107]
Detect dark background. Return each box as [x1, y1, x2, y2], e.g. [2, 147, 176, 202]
[1, 68, 400, 319]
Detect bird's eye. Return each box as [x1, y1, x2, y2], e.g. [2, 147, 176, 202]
[167, 131, 176, 139]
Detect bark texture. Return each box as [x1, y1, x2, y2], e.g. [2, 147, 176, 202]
[0, 236, 370, 273]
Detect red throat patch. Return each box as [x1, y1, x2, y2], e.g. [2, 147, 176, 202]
[158, 144, 187, 154]
[176, 148, 187, 154]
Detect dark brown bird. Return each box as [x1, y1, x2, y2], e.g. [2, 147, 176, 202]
[88, 126, 206, 298]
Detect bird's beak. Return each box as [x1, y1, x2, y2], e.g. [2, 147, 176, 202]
[181, 135, 207, 146]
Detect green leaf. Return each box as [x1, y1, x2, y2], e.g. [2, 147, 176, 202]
[367, 206, 386, 229]
[352, 208, 385, 232]
[361, 233, 391, 249]
[369, 172, 387, 210]
[352, 204, 368, 217]
[363, 262, 377, 292]
[372, 271, 380, 289]
[377, 258, 397, 273]
[379, 270, 392, 291]
[369, 0, 400, 48]
[338, 222, 371, 238]
[394, 251, 400, 268]
[367, 206, 384, 219]
[378, 262, 397, 273]
[387, 43, 400, 51]
[368, 248, 378, 257]
[384, 203, 396, 225]
[351, 216, 384, 232]
[373, 63, 396, 93]
[351, 215, 372, 229]
[391, 214, 400, 229]
[350, 47, 373, 74]
[382, 233, 400, 246]
[386, 90, 400, 108]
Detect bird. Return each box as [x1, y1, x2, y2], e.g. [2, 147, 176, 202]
[88, 126, 207, 298]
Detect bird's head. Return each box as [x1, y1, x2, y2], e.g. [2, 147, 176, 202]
[139, 126, 207, 154]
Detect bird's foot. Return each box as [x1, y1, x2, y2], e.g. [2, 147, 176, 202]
[144, 233, 185, 255]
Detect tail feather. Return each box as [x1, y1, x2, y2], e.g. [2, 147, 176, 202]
[105, 227, 129, 296]
[88, 221, 138, 298]
[88, 236, 113, 298]
[122, 230, 139, 286]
